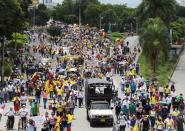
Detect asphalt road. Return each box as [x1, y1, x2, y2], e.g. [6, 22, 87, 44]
[171, 50, 185, 95]
[72, 36, 139, 131]
[0, 35, 139, 131]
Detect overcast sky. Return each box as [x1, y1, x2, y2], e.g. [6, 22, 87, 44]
[39, 0, 142, 8]
[39, 0, 182, 8]
[99, 0, 142, 8]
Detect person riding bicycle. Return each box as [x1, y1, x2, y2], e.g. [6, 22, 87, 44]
[5, 107, 15, 130]
[19, 104, 28, 129]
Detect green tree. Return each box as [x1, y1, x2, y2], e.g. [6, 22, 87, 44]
[51, 1, 78, 23]
[0, 0, 24, 38]
[84, 3, 101, 26]
[18, 0, 32, 18]
[118, 8, 136, 32]
[102, 9, 117, 24]
[52, 4, 65, 21]
[62, 0, 74, 14]
[176, 4, 185, 17]
[64, 14, 78, 24]
[47, 25, 61, 37]
[169, 18, 185, 42]
[137, 0, 176, 24]
[75, 0, 100, 24]
[140, 18, 170, 75]
[35, 4, 50, 25]
[0, 0, 24, 88]
[7, 33, 28, 51]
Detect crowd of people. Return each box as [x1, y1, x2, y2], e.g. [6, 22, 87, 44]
[113, 42, 185, 130]
[0, 22, 184, 131]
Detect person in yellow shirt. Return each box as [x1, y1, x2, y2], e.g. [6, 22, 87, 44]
[55, 115, 61, 131]
[156, 117, 165, 130]
[172, 108, 180, 119]
[151, 94, 157, 106]
[13, 96, 20, 114]
[98, 72, 104, 79]
[66, 112, 74, 131]
[57, 102, 63, 116]
[164, 116, 174, 130]
[125, 84, 131, 96]
[57, 87, 63, 101]
[15, 86, 21, 97]
[49, 82, 55, 99]
[164, 85, 170, 98]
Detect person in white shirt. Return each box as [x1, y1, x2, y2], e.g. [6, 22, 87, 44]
[165, 95, 172, 112]
[159, 86, 164, 100]
[8, 83, 14, 101]
[5, 107, 15, 130]
[20, 92, 27, 106]
[19, 105, 28, 129]
[119, 111, 127, 131]
[77, 89, 84, 108]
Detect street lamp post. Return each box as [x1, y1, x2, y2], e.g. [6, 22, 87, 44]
[135, 17, 139, 34]
[79, 0, 81, 27]
[100, 14, 102, 30]
[136, 22, 138, 34]
[33, 5, 36, 26]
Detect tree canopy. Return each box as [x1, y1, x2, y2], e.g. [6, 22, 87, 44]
[169, 18, 185, 42]
[0, 0, 24, 38]
[47, 25, 61, 37]
[34, 4, 50, 26]
[50, 2, 136, 32]
[137, 0, 176, 25]
[139, 18, 170, 74]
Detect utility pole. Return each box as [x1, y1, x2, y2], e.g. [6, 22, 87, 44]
[1, 36, 5, 89]
[170, 28, 173, 44]
[100, 14, 102, 30]
[33, 5, 36, 26]
[136, 22, 138, 34]
[79, 0, 81, 27]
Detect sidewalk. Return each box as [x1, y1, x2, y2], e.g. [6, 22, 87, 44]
[171, 50, 185, 95]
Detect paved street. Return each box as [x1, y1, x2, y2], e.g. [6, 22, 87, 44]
[72, 36, 139, 131]
[0, 36, 139, 131]
[171, 49, 185, 95]
[1, 0, 185, 131]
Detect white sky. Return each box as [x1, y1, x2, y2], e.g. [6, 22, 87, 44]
[39, 0, 182, 8]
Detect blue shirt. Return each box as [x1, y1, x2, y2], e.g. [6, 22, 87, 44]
[130, 83, 136, 91]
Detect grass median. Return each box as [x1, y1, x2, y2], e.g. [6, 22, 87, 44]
[109, 32, 127, 41]
[138, 54, 177, 85]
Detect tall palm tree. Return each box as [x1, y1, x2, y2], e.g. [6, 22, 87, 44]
[140, 18, 170, 75]
[137, 0, 177, 24]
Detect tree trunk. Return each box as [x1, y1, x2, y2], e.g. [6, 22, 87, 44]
[152, 58, 156, 79]
[1, 36, 5, 89]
